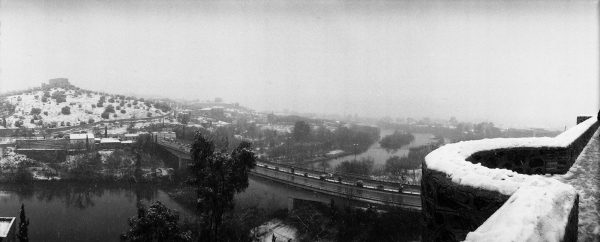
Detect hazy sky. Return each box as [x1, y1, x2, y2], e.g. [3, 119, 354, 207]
[0, 0, 598, 130]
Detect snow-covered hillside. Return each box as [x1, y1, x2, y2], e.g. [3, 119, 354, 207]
[2, 87, 170, 129]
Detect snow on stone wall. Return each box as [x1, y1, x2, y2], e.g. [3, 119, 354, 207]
[422, 116, 597, 242]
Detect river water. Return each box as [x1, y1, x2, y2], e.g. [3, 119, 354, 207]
[0, 176, 419, 241]
[312, 130, 436, 170]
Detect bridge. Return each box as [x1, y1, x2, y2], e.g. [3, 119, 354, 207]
[154, 139, 421, 210]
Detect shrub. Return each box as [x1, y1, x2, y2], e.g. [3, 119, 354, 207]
[60, 121, 65, 126]
[127, 103, 132, 107]
[97, 102, 104, 108]
[105, 105, 115, 113]
[116, 106, 121, 110]
[41, 96, 48, 102]
[147, 112, 152, 117]
[51, 91, 67, 103]
[43, 111, 48, 116]
[92, 104, 96, 108]
[61, 106, 71, 115]
[88, 118, 95, 124]
[120, 101, 125, 107]
[108, 97, 115, 103]
[113, 114, 118, 118]
[120, 110, 126, 114]
[30, 119, 35, 124]
[133, 100, 138, 105]
[66, 122, 71, 126]
[30, 108, 42, 115]
[101, 112, 110, 119]
[14, 120, 23, 127]
[78, 104, 82, 108]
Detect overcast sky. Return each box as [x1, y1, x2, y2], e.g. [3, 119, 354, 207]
[0, 0, 598, 130]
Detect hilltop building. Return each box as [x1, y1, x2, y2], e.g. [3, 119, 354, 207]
[41, 78, 70, 89]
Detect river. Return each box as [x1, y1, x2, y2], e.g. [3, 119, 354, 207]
[312, 130, 436, 170]
[0, 176, 423, 241]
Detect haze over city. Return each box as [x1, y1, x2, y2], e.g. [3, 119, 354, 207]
[1, 0, 598, 130]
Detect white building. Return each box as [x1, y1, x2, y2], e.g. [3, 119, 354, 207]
[69, 133, 95, 150]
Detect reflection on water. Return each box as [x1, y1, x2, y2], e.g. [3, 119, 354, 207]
[316, 131, 436, 169]
[0, 183, 194, 242]
[0, 173, 423, 241]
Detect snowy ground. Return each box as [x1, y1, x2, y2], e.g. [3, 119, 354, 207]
[252, 219, 297, 242]
[2, 87, 167, 129]
[554, 128, 600, 241]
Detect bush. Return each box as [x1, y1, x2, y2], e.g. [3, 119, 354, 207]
[113, 114, 118, 118]
[108, 97, 115, 103]
[147, 112, 152, 118]
[60, 121, 65, 126]
[127, 103, 132, 108]
[97, 102, 104, 108]
[116, 106, 121, 110]
[101, 112, 110, 119]
[120, 110, 126, 114]
[88, 118, 95, 124]
[92, 104, 96, 108]
[30, 108, 42, 115]
[41, 96, 48, 102]
[61, 106, 71, 115]
[43, 111, 48, 116]
[105, 105, 115, 113]
[51, 91, 67, 103]
[120, 101, 125, 107]
[133, 100, 138, 105]
[30, 119, 35, 124]
[335, 158, 375, 176]
[66, 122, 71, 126]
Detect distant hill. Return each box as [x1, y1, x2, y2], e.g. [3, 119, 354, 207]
[0, 85, 171, 129]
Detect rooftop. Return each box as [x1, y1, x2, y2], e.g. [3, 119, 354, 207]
[70, 133, 94, 140]
[100, 138, 120, 143]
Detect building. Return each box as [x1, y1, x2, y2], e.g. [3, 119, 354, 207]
[68, 133, 95, 150]
[123, 133, 139, 142]
[151, 131, 176, 141]
[42, 78, 71, 89]
[98, 138, 121, 149]
[0, 217, 16, 242]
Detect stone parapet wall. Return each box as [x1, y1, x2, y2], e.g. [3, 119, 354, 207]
[465, 118, 599, 175]
[422, 116, 598, 241]
[422, 165, 510, 241]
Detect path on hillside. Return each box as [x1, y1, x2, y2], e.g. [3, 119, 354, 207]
[556, 127, 600, 241]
